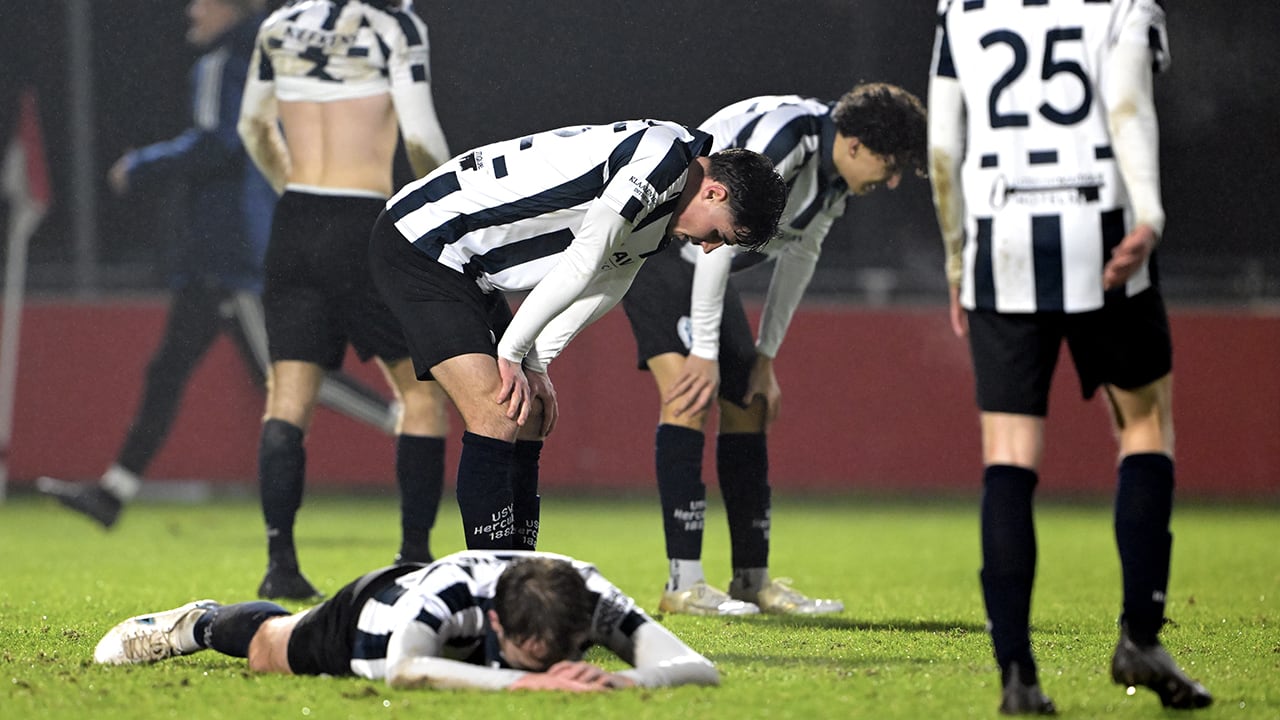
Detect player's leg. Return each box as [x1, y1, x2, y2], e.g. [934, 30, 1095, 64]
[379, 356, 448, 563]
[224, 288, 399, 434]
[512, 408, 545, 551]
[38, 279, 223, 528]
[1071, 289, 1211, 709]
[429, 353, 521, 549]
[368, 207, 523, 551]
[644, 351, 731, 612]
[620, 248, 753, 615]
[967, 309, 1059, 715]
[256, 191, 350, 600]
[258, 360, 326, 599]
[93, 599, 291, 668]
[717, 396, 844, 615]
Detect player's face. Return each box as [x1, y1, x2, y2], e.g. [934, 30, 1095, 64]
[668, 188, 741, 254]
[186, 0, 242, 48]
[834, 137, 902, 196]
[498, 633, 586, 672]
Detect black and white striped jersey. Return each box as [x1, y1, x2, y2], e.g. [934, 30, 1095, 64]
[386, 120, 709, 368]
[696, 95, 847, 257]
[347, 551, 649, 680]
[683, 96, 843, 359]
[386, 120, 710, 294]
[931, 0, 1170, 313]
[253, 0, 430, 102]
[246, 0, 449, 174]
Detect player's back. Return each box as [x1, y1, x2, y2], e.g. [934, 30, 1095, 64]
[936, 0, 1167, 312]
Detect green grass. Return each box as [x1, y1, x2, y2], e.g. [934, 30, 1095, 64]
[1, 492, 1275, 719]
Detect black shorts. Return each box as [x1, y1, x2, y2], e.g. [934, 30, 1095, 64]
[368, 210, 514, 380]
[621, 242, 756, 409]
[263, 191, 410, 369]
[286, 564, 423, 676]
[967, 288, 1173, 416]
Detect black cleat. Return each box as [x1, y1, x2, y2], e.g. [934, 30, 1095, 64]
[1000, 662, 1058, 715]
[36, 476, 122, 529]
[1111, 625, 1213, 709]
[257, 564, 324, 601]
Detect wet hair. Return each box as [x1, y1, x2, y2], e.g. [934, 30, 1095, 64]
[831, 82, 928, 178]
[493, 558, 595, 668]
[705, 148, 787, 251]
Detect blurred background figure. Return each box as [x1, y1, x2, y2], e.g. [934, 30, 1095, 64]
[237, 0, 453, 599]
[37, 0, 397, 529]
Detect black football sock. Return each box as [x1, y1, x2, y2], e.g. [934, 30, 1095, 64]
[512, 440, 543, 550]
[1114, 452, 1175, 645]
[193, 601, 290, 658]
[258, 419, 306, 568]
[980, 464, 1040, 683]
[718, 432, 771, 570]
[655, 424, 707, 561]
[396, 435, 445, 562]
[456, 431, 516, 549]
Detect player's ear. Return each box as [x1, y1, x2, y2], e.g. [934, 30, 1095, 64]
[486, 609, 504, 636]
[702, 178, 729, 203]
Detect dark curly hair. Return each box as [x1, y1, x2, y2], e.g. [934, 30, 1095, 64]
[832, 83, 927, 178]
[493, 558, 595, 669]
[706, 148, 788, 251]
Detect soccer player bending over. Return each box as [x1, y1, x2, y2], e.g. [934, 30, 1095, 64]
[94, 551, 719, 691]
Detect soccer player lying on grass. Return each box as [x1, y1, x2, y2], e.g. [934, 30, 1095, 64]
[93, 551, 719, 691]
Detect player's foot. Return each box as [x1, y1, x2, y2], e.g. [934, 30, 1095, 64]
[730, 578, 845, 615]
[93, 599, 220, 665]
[999, 662, 1057, 715]
[257, 564, 323, 601]
[1110, 624, 1212, 709]
[659, 582, 760, 616]
[36, 476, 122, 529]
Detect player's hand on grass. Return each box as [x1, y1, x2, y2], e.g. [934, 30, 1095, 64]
[1103, 224, 1157, 290]
[525, 367, 559, 437]
[509, 663, 609, 692]
[664, 355, 720, 418]
[496, 357, 531, 426]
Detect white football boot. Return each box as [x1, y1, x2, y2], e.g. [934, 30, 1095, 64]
[730, 578, 844, 615]
[659, 582, 760, 616]
[94, 599, 221, 665]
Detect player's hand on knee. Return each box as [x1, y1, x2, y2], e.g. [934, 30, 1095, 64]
[525, 368, 559, 437]
[664, 355, 720, 417]
[496, 357, 532, 426]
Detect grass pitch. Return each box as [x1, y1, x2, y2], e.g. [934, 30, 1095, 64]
[1, 492, 1274, 719]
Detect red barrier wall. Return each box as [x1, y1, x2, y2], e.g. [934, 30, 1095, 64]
[7, 298, 1278, 498]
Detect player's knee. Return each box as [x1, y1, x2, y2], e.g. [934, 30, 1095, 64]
[399, 391, 449, 436]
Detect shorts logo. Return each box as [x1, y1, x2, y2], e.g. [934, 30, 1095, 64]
[676, 316, 693, 351]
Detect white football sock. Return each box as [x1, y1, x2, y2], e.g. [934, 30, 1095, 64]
[100, 464, 142, 501]
[667, 559, 706, 592]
